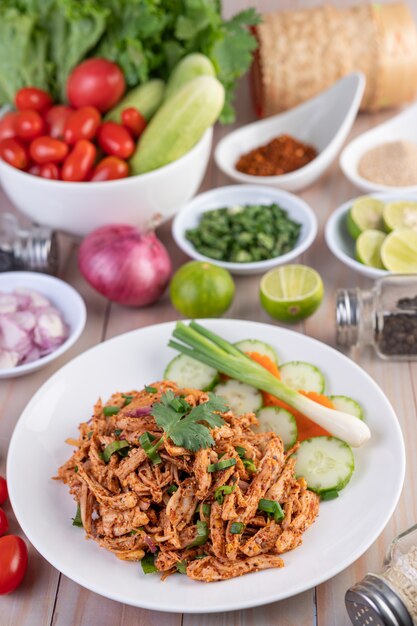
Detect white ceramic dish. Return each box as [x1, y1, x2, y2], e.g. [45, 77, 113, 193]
[8, 319, 404, 613]
[340, 101, 417, 193]
[172, 185, 317, 275]
[0, 272, 86, 378]
[325, 192, 417, 279]
[215, 73, 365, 192]
[0, 129, 212, 238]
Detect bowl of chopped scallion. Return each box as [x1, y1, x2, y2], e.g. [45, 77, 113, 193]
[172, 185, 317, 275]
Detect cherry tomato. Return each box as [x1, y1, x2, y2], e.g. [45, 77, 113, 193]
[0, 112, 18, 142]
[40, 163, 60, 180]
[14, 110, 45, 142]
[45, 105, 73, 139]
[67, 58, 125, 113]
[0, 509, 8, 537]
[0, 477, 7, 505]
[0, 536, 28, 595]
[15, 87, 53, 113]
[0, 139, 28, 170]
[28, 163, 41, 176]
[29, 137, 69, 164]
[64, 107, 101, 145]
[121, 108, 147, 138]
[90, 156, 129, 181]
[97, 122, 135, 159]
[62, 140, 96, 182]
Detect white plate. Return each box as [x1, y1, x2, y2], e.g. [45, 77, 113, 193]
[7, 320, 405, 614]
[172, 185, 317, 275]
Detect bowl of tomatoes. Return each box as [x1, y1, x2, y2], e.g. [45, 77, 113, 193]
[0, 59, 212, 238]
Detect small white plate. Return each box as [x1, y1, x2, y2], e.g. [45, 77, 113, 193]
[0, 272, 86, 378]
[172, 185, 317, 275]
[340, 101, 417, 193]
[8, 319, 405, 613]
[215, 73, 365, 192]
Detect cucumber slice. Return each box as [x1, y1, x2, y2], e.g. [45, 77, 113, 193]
[214, 380, 262, 415]
[279, 361, 325, 393]
[294, 436, 354, 493]
[164, 354, 218, 391]
[234, 339, 279, 364]
[256, 407, 297, 450]
[329, 395, 365, 420]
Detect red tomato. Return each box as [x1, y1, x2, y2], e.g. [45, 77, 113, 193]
[90, 156, 129, 181]
[121, 108, 147, 138]
[14, 110, 45, 141]
[97, 122, 134, 159]
[15, 87, 53, 113]
[0, 139, 28, 170]
[29, 137, 69, 164]
[28, 163, 41, 176]
[67, 58, 125, 113]
[45, 105, 73, 139]
[64, 107, 101, 144]
[0, 112, 18, 142]
[62, 140, 96, 182]
[40, 163, 60, 180]
[0, 477, 7, 505]
[0, 509, 8, 537]
[0, 536, 28, 595]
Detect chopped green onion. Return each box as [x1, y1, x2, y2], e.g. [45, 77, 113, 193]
[102, 440, 131, 463]
[258, 498, 284, 522]
[207, 458, 237, 473]
[103, 405, 120, 417]
[214, 484, 235, 504]
[139, 432, 162, 465]
[122, 394, 134, 406]
[242, 458, 257, 473]
[145, 385, 158, 394]
[193, 553, 208, 560]
[141, 553, 158, 574]
[87, 431, 93, 439]
[201, 503, 211, 519]
[230, 522, 245, 534]
[129, 530, 137, 536]
[74, 466, 78, 473]
[114, 429, 122, 437]
[176, 560, 187, 574]
[235, 446, 246, 458]
[167, 484, 178, 495]
[320, 489, 339, 501]
[72, 504, 83, 528]
[188, 520, 209, 548]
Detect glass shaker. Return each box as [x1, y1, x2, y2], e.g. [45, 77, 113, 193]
[345, 523, 417, 625]
[0, 212, 58, 274]
[336, 275, 417, 359]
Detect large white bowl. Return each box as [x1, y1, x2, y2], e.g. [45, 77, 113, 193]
[172, 185, 317, 275]
[215, 73, 365, 192]
[0, 129, 212, 238]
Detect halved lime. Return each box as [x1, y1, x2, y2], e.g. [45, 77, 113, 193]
[259, 264, 324, 323]
[347, 197, 385, 240]
[355, 230, 386, 268]
[380, 228, 417, 272]
[383, 200, 417, 232]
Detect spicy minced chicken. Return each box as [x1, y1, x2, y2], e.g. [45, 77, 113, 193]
[56, 381, 319, 582]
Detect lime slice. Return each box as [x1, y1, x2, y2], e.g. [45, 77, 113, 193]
[347, 197, 385, 240]
[259, 264, 324, 323]
[355, 230, 386, 268]
[383, 200, 417, 232]
[380, 228, 417, 272]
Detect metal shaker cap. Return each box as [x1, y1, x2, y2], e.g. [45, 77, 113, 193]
[345, 574, 413, 626]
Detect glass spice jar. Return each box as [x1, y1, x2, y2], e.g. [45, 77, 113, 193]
[345, 523, 417, 625]
[336, 276, 417, 359]
[0, 212, 58, 274]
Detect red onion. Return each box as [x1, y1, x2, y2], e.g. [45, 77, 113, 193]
[125, 406, 152, 417]
[78, 225, 172, 307]
[143, 535, 157, 553]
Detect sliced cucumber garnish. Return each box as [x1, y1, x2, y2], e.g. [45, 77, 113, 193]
[329, 395, 365, 420]
[234, 339, 279, 364]
[214, 380, 262, 415]
[279, 361, 325, 393]
[256, 406, 297, 450]
[293, 436, 354, 494]
[164, 354, 218, 391]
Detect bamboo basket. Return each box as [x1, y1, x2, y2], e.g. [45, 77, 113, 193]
[252, 2, 417, 117]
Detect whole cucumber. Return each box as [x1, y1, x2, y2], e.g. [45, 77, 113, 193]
[131, 76, 225, 175]
[106, 79, 165, 122]
[164, 53, 216, 101]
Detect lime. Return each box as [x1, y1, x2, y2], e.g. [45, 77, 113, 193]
[259, 264, 324, 323]
[355, 229, 386, 268]
[347, 197, 385, 240]
[170, 261, 235, 317]
[380, 228, 417, 272]
[383, 200, 417, 232]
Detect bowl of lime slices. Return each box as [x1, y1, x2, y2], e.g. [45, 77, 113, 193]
[325, 193, 417, 279]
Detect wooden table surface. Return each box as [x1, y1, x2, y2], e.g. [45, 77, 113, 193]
[2, 2, 417, 624]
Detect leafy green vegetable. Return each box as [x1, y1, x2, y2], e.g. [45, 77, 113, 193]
[141, 552, 158, 574]
[187, 520, 209, 548]
[72, 504, 83, 528]
[176, 560, 187, 574]
[103, 405, 120, 416]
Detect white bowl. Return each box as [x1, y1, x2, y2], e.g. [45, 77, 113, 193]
[324, 192, 417, 279]
[172, 184, 317, 275]
[0, 129, 212, 238]
[0, 272, 86, 378]
[214, 73, 365, 192]
[340, 102, 417, 194]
